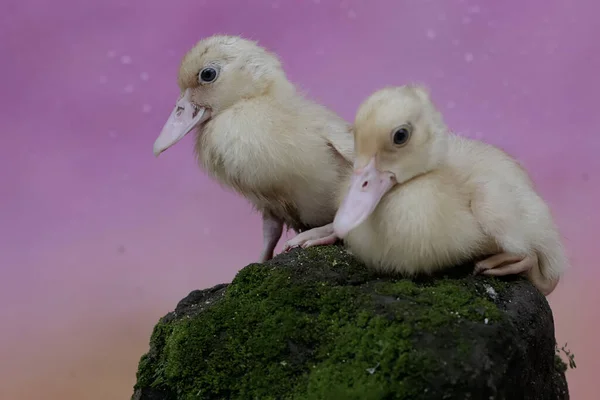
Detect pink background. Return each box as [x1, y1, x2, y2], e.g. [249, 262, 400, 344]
[1, 0, 598, 398]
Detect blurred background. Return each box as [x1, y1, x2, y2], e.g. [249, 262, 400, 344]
[1, 0, 598, 398]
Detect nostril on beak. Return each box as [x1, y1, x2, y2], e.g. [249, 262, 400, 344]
[361, 181, 369, 189]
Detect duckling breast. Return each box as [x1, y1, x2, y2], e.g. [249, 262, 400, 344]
[344, 173, 495, 275]
[195, 98, 351, 231]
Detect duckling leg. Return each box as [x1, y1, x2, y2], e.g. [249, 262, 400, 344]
[474, 252, 559, 295]
[474, 252, 537, 276]
[470, 187, 554, 293]
[282, 223, 338, 252]
[258, 212, 284, 263]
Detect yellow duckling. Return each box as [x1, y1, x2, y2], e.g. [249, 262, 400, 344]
[287, 85, 566, 295]
[153, 35, 354, 262]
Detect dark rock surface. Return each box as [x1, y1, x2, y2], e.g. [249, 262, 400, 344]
[132, 245, 569, 400]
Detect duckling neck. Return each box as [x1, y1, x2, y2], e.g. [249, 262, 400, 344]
[403, 131, 450, 182]
[430, 132, 450, 168]
[409, 133, 450, 182]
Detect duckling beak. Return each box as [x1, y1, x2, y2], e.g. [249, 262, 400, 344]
[153, 89, 211, 157]
[333, 157, 396, 238]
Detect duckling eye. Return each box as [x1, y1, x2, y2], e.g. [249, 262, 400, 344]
[392, 125, 412, 146]
[199, 67, 218, 83]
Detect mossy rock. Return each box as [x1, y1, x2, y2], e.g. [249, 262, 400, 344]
[132, 245, 569, 400]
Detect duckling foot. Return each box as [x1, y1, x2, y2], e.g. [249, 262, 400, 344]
[473, 252, 537, 277]
[282, 223, 338, 252]
[474, 252, 560, 295]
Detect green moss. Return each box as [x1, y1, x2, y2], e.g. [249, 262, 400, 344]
[133, 245, 516, 399]
[554, 355, 567, 374]
[136, 322, 175, 390]
[295, 278, 504, 400]
[555, 343, 576, 371]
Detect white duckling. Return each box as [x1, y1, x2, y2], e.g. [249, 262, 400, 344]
[153, 35, 354, 262]
[288, 85, 566, 295]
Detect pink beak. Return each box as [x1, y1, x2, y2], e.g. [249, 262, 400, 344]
[333, 158, 396, 238]
[153, 89, 211, 156]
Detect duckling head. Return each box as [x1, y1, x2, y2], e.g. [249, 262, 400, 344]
[333, 84, 449, 238]
[153, 35, 287, 156]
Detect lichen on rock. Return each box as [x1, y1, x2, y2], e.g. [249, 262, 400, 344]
[132, 245, 569, 400]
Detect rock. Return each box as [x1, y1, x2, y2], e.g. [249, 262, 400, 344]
[132, 245, 569, 400]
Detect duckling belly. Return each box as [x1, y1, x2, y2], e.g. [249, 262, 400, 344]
[344, 179, 492, 275]
[216, 145, 345, 231]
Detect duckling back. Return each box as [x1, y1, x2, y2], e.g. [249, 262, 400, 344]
[446, 135, 567, 280]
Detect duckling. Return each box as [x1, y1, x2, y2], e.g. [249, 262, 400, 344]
[153, 35, 354, 262]
[287, 85, 566, 295]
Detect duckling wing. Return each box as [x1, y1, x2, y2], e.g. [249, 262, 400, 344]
[322, 126, 355, 164]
